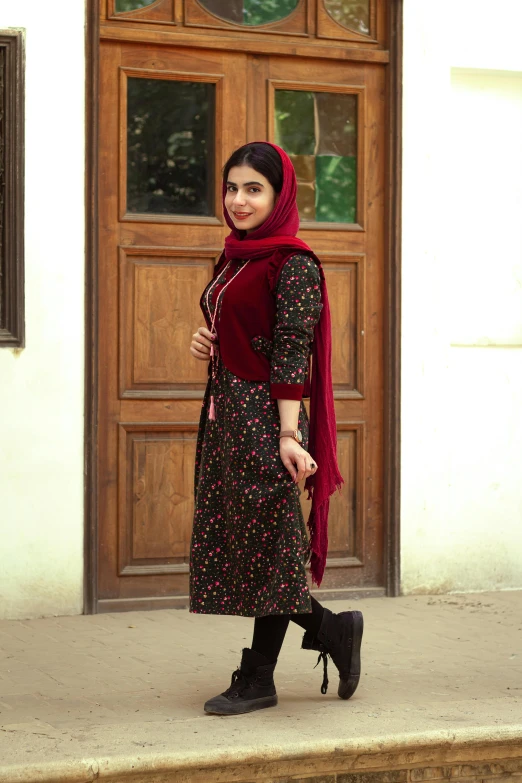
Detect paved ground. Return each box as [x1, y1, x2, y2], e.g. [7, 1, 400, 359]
[0, 591, 521, 778]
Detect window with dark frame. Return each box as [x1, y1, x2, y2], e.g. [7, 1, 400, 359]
[0, 30, 25, 348]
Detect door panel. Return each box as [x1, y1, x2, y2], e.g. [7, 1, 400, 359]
[97, 35, 385, 609]
[252, 54, 385, 590]
[98, 43, 247, 606]
[119, 247, 218, 398]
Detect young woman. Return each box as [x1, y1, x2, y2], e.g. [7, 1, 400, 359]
[189, 141, 363, 716]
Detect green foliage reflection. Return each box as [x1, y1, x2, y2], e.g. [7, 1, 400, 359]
[115, 0, 156, 12]
[127, 78, 214, 216]
[324, 0, 370, 34]
[274, 91, 315, 156]
[275, 89, 357, 223]
[316, 156, 356, 223]
[243, 0, 298, 25]
[200, 0, 298, 25]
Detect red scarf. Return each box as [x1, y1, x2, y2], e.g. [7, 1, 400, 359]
[220, 142, 343, 587]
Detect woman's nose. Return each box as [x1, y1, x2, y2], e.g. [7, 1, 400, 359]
[233, 190, 246, 205]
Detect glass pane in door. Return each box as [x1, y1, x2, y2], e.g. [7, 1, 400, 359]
[200, 0, 298, 26]
[115, 0, 157, 11]
[324, 0, 370, 35]
[127, 78, 215, 216]
[275, 89, 357, 223]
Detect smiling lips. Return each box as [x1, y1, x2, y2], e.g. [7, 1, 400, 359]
[233, 212, 252, 220]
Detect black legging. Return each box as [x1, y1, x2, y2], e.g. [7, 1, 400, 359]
[251, 596, 324, 663]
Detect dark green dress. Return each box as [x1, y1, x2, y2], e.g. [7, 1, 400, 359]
[189, 254, 322, 617]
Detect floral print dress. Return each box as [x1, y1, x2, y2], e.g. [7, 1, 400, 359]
[189, 254, 322, 617]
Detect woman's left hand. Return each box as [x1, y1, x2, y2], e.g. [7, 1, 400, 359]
[279, 438, 318, 484]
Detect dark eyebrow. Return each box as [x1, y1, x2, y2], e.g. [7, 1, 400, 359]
[226, 180, 264, 187]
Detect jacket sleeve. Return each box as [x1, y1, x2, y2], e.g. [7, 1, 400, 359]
[270, 253, 323, 401]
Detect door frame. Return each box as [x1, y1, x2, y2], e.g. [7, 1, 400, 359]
[85, 0, 100, 614]
[83, 0, 403, 614]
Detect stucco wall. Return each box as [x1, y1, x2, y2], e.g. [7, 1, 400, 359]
[0, 3, 85, 617]
[2, 0, 521, 619]
[401, 0, 522, 593]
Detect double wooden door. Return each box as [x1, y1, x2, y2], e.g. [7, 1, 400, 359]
[96, 7, 387, 611]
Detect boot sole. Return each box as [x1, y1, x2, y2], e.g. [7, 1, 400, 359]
[338, 610, 363, 700]
[204, 694, 278, 716]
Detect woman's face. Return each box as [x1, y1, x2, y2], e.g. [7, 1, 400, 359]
[225, 165, 278, 234]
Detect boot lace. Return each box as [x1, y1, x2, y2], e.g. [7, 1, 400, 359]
[314, 649, 329, 695]
[223, 668, 256, 700]
[314, 628, 353, 694]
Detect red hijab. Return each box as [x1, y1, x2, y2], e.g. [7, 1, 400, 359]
[222, 142, 343, 587]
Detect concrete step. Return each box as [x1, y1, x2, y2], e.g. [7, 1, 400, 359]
[1, 726, 521, 783]
[0, 592, 521, 783]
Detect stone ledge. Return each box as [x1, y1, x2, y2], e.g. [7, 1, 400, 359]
[1, 726, 521, 783]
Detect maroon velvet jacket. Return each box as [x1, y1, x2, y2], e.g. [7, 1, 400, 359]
[200, 249, 319, 401]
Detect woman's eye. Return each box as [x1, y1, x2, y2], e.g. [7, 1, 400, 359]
[250, 187, 260, 193]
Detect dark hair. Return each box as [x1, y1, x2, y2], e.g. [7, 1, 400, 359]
[223, 142, 283, 194]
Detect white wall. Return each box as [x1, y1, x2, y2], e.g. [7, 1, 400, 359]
[0, 3, 85, 617]
[1, 1, 520, 617]
[401, 0, 522, 593]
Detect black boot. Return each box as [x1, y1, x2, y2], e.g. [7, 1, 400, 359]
[302, 608, 363, 700]
[204, 648, 278, 715]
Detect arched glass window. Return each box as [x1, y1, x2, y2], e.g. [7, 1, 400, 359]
[115, 0, 157, 13]
[324, 0, 370, 35]
[198, 0, 299, 27]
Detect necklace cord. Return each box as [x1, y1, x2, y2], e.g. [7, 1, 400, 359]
[204, 259, 250, 421]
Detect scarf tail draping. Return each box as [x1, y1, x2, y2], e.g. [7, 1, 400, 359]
[303, 277, 343, 586]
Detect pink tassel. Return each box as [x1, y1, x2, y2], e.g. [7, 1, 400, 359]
[210, 343, 215, 357]
[209, 395, 216, 421]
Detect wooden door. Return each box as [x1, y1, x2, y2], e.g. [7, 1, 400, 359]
[96, 0, 389, 611]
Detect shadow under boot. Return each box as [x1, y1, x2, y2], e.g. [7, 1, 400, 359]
[302, 607, 364, 699]
[204, 648, 278, 715]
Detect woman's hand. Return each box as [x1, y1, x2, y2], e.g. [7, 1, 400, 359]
[190, 326, 215, 361]
[279, 437, 318, 484]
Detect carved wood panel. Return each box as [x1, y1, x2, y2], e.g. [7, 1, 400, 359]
[119, 247, 219, 398]
[118, 423, 197, 576]
[323, 254, 365, 398]
[300, 421, 364, 567]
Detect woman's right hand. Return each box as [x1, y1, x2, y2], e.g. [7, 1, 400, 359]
[190, 326, 215, 361]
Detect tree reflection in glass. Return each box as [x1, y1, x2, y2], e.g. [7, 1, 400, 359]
[115, 0, 157, 12]
[127, 78, 214, 216]
[200, 0, 298, 26]
[275, 89, 357, 223]
[324, 0, 370, 35]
